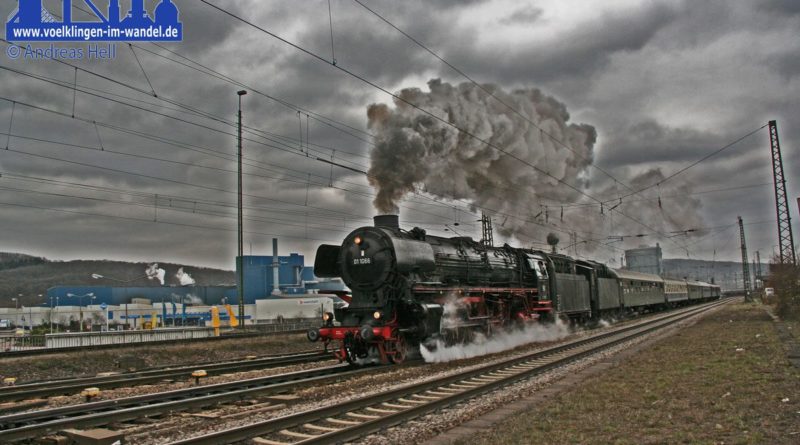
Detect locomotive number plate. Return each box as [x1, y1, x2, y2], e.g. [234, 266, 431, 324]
[353, 258, 372, 265]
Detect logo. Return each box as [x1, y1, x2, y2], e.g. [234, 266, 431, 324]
[6, 0, 182, 42]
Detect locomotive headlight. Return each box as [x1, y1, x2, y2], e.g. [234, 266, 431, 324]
[322, 312, 331, 321]
[373, 311, 382, 320]
[354, 236, 362, 245]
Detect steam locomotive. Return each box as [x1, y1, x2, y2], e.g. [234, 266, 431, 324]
[308, 215, 720, 364]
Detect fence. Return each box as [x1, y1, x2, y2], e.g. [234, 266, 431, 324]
[0, 334, 46, 352]
[0, 319, 319, 354]
[251, 318, 318, 333]
[44, 327, 215, 348]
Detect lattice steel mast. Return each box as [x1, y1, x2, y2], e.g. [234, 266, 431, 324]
[738, 216, 752, 301]
[768, 120, 796, 265]
[480, 213, 494, 247]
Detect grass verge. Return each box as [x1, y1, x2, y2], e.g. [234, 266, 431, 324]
[460, 303, 800, 445]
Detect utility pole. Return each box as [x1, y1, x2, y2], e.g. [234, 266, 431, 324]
[738, 216, 752, 301]
[755, 250, 763, 288]
[480, 212, 493, 247]
[768, 121, 796, 265]
[237, 90, 247, 329]
[571, 231, 578, 257]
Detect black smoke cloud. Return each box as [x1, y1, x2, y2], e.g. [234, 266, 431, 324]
[366, 79, 704, 250]
[367, 79, 596, 214]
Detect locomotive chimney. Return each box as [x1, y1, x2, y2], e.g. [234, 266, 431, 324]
[374, 214, 399, 229]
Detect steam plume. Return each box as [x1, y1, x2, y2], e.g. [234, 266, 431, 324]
[145, 263, 166, 285]
[420, 320, 572, 363]
[366, 79, 704, 249]
[176, 267, 196, 286]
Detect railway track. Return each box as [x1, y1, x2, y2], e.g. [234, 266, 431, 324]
[0, 363, 376, 442]
[0, 350, 330, 404]
[167, 299, 729, 445]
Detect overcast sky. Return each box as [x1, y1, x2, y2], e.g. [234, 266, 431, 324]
[0, 0, 798, 271]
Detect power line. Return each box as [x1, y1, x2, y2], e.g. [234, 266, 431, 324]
[617, 124, 769, 200]
[0, 66, 372, 173]
[0, 200, 350, 244]
[351, 0, 637, 198]
[0, 171, 357, 221]
[0, 93, 605, 239]
[0, 184, 359, 232]
[200, 0, 602, 206]
[198, 1, 722, 256]
[66, 0, 376, 148]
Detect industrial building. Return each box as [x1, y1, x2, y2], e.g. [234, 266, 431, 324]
[12, 242, 349, 330]
[624, 244, 663, 275]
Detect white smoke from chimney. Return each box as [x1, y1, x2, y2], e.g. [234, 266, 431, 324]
[176, 267, 196, 286]
[145, 263, 166, 286]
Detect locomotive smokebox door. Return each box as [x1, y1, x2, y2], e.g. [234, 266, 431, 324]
[340, 229, 394, 291]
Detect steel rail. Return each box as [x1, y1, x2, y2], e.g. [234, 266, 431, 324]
[168, 299, 729, 445]
[0, 364, 375, 442]
[0, 351, 330, 403]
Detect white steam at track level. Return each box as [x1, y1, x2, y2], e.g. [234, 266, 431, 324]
[420, 320, 572, 364]
[367, 79, 705, 251]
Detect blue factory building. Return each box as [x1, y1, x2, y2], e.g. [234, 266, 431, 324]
[46, 285, 237, 307]
[48, 242, 347, 307]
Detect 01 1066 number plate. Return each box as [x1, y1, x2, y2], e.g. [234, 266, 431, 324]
[353, 258, 372, 265]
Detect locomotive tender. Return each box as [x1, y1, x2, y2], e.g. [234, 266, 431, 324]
[308, 215, 720, 364]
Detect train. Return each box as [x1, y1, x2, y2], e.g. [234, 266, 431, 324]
[307, 215, 720, 364]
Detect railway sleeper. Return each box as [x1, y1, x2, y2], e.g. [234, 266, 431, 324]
[412, 393, 441, 400]
[366, 406, 398, 414]
[426, 390, 454, 396]
[251, 437, 291, 445]
[326, 417, 360, 425]
[433, 387, 461, 393]
[382, 402, 414, 409]
[279, 429, 317, 439]
[346, 411, 380, 420]
[449, 382, 480, 389]
[304, 423, 340, 433]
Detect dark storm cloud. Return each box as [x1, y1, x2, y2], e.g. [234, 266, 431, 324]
[449, 2, 679, 85]
[1, 0, 798, 268]
[499, 5, 543, 25]
[760, 0, 800, 15]
[597, 120, 734, 167]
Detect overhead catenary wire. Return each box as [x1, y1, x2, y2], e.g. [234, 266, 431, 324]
[0, 200, 350, 244]
[0, 92, 600, 242]
[3, 33, 675, 251]
[0, 65, 372, 172]
[198, 1, 732, 257]
[0, 91, 494, 229]
[351, 0, 636, 199]
[199, 0, 601, 205]
[616, 124, 769, 200]
[0, 184, 359, 233]
[4, 11, 752, 260]
[25, 2, 768, 260]
[127, 43, 157, 97]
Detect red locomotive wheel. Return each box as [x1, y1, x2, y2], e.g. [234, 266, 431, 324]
[388, 332, 408, 364]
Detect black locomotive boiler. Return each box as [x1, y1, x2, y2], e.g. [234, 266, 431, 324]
[308, 215, 720, 364]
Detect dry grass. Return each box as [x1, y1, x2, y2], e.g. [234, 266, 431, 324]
[0, 333, 318, 382]
[460, 303, 800, 445]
